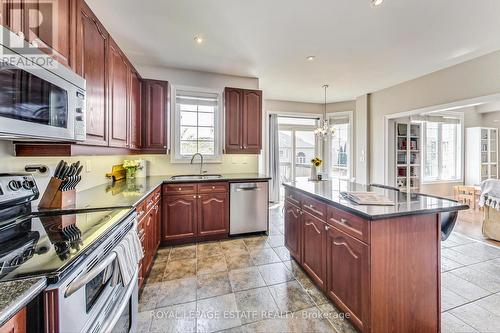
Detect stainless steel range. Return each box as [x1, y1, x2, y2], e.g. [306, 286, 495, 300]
[0, 174, 139, 333]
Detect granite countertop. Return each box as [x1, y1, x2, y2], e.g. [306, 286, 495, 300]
[64, 173, 270, 211]
[283, 180, 469, 220]
[0, 277, 46, 326]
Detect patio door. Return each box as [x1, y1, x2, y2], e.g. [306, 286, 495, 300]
[278, 117, 319, 185]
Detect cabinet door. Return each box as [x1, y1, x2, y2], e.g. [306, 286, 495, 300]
[224, 88, 243, 153]
[162, 194, 197, 241]
[302, 212, 326, 290]
[326, 226, 369, 331]
[198, 193, 229, 237]
[142, 79, 168, 151]
[129, 71, 142, 149]
[242, 89, 262, 153]
[25, 0, 74, 69]
[1, 0, 24, 36]
[108, 38, 129, 148]
[142, 210, 152, 274]
[153, 201, 161, 250]
[284, 202, 302, 262]
[75, 1, 108, 146]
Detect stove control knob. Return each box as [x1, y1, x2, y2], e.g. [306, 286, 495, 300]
[8, 180, 22, 191]
[22, 180, 35, 190]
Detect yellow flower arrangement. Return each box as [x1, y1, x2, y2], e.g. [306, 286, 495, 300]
[311, 157, 322, 167]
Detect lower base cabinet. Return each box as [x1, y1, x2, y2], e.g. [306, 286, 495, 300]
[302, 211, 327, 290]
[326, 226, 369, 331]
[162, 194, 198, 241]
[137, 188, 161, 289]
[162, 183, 229, 243]
[284, 202, 302, 262]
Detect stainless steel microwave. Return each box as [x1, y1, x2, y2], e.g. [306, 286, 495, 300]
[0, 27, 86, 142]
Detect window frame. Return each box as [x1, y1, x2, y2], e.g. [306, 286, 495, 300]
[421, 113, 464, 184]
[326, 111, 353, 180]
[170, 85, 223, 163]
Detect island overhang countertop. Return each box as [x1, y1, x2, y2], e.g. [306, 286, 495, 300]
[283, 180, 469, 221]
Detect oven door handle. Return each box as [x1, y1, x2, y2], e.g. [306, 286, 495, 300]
[64, 252, 117, 298]
[101, 269, 138, 333]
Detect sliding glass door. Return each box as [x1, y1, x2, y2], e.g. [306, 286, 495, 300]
[278, 117, 319, 185]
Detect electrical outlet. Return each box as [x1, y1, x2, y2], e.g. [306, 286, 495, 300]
[85, 160, 92, 172]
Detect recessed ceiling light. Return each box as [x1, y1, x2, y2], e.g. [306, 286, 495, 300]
[306, 56, 315, 61]
[371, 0, 384, 6]
[194, 35, 204, 44]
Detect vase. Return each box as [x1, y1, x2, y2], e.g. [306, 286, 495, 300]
[126, 167, 136, 179]
[310, 166, 318, 181]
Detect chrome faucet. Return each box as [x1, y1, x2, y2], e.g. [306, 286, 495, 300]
[190, 153, 205, 175]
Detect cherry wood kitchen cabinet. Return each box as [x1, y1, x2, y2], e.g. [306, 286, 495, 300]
[302, 211, 327, 290]
[283, 183, 454, 333]
[75, 0, 108, 146]
[326, 225, 369, 331]
[283, 201, 302, 262]
[162, 194, 198, 241]
[129, 70, 142, 149]
[137, 187, 162, 289]
[162, 182, 229, 243]
[198, 192, 229, 237]
[108, 38, 129, 148]
[1, 0, 25, 37]
[25, 0, 75, 69]
[224, 87, 262, 154]
[142, 79, 169, 153]
[0, 306, 26, 333]
[1, 0, 74, 68]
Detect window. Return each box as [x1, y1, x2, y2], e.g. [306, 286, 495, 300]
[423, 117, 462, 182]
[328, 113, 352, 179]
[172, 88, 221, 162]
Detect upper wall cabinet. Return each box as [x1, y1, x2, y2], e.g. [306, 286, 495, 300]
[142, 79, 169, 153]
[1, 0, 75, 69]
[224, 87, 262, 154]
[108, 38, 129, 148]
[75, 0, 109, 146]
[129, 70, 142, 150]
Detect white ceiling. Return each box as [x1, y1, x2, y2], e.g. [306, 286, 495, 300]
[86, 0, 500, 103]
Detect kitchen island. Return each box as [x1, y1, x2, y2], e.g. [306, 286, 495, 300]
[283, 180, 468, 333]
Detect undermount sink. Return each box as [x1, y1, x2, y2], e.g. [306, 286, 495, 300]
[170, 174, 223, 181]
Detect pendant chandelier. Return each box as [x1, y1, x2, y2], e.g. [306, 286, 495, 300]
[314, 84, 335, 138]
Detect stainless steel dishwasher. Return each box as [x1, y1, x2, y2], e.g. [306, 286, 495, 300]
[230, 181, 269, 235]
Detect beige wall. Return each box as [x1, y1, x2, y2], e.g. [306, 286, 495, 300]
[367, 49, 500, 184]
[0, 141, 258, 194]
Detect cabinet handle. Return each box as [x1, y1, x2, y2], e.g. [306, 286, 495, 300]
[193, 195, 196, 198]
[178, 188, 182, 191]
[325, 226, 330, 231]
[212, 186, 215, 189]
[198, 195, 201, 198]
[243, 145, 247, 149]
[340, 218, 347, 224]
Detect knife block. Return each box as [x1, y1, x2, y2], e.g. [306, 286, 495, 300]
[38, 177, 76, 209]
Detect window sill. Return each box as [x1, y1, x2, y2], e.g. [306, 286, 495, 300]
[421, 179, 463, 185]
[169, 157, 223, 164]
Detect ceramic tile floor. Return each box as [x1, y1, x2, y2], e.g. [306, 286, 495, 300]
[138, 205, 500, 333]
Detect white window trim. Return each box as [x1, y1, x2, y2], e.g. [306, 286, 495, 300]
[326, 111, 354, 180]
[421, 112, 464, 184]
[170, 85, 223, 163]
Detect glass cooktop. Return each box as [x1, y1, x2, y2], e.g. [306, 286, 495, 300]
[0, 208, 132, 283]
